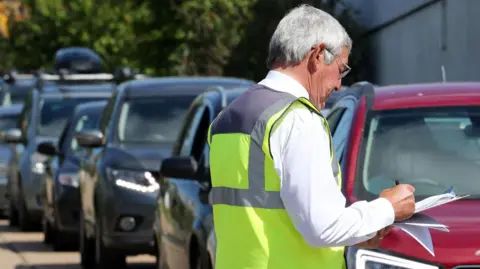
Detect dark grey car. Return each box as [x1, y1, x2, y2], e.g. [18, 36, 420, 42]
[3, 83, 116, 231]
[0, 104, 23, 216]
[38, 101, 107, 250]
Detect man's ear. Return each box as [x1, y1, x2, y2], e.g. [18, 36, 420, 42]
[316, 43, 326, 61]
[308, 43, 327, 73]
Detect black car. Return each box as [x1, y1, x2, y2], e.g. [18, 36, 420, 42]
[155, 86, 250, 269]
[37, 100, 107, 250]
[0, 104, 24, 216]
[75, 77, 254, 268]
[2, 74, 121, 231]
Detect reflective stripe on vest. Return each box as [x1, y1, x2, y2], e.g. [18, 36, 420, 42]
[208, 90, 341, 210]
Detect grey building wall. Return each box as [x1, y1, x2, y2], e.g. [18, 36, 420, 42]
[343, 0, 480, 85]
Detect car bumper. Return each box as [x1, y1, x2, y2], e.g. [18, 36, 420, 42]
[55, 185, 81, 233]
[100, 186, 157, 255]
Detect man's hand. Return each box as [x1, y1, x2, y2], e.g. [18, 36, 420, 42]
[380, 184, 416, 221]
[354, 226, 394, 248]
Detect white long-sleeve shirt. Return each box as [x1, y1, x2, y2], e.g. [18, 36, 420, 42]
[259, 71, 395, 247]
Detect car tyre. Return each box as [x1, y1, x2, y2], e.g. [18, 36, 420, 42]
[52, 229, 70, 251]
[80, 212, 95, 268]
[18, 196, 35, 231]
[8, 199, 19, 226]
[194, 249, 212, 269]
[42, 216, 54, 244]
[94, 219, 126, 269]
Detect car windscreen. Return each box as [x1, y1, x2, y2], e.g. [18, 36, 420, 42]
[0, 115, 18, 131]
[115, 95, 196, 144]
[38, 97, 105, 137]
[1, 85, 32, 106]
[356, 106, 480, 200]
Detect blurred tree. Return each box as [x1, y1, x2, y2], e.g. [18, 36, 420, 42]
[141, 0, 256, 76]
[2, 0, 152, 72]
[0, 0, 371, 82]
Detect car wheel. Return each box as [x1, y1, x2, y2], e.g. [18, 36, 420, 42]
[195, 249, 212, 269]
[18, 196, 34, 231]
[52, 229, 70, 251]
[42, 216, 54, 244]
[80, 212, 95, 268]
[8, 199, 19, 226]
[94, 219, 126, 268]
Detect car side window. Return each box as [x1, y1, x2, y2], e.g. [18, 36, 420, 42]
[99, 91, 118, 135]
[191, 109, 211, 162]
[70, 114, 99, 154]
[326, 108, 347, 135]
[178, 105, 207, 157]
[18, 92, 33, 134]
[58, 119, 72, 153]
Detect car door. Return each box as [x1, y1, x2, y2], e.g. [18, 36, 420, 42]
[43, 119, 72, 218]
[160, 101, 210, 269]
[80, 94, 117, 233]
[326, 95, 358, 191]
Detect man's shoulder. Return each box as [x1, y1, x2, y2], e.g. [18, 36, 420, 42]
[272, 104, 323, 136]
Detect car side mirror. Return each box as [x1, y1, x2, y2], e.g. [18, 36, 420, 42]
[37, 141, 58, 156]
[160, 156, 198, 179]
[74, 129, 104, 148]
[1, 128, 25, 144]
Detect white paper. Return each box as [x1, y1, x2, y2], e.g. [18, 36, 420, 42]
[388, 187, 468, 256]
[398, 213, 448, 230]
[394, 224, 435, 256]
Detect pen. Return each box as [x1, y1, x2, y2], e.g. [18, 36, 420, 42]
[395, 180, 400, 186]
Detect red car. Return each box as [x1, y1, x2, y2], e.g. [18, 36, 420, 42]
[328, 82, 480, 269]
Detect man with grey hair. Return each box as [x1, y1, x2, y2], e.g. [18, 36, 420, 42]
[207, 4, 415, 269]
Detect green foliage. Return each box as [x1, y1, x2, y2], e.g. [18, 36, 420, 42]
[0, 0, 369, 82]
[3, 0, 152, 72]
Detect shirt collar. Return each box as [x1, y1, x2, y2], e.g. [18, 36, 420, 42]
[258, 70, 309, 99]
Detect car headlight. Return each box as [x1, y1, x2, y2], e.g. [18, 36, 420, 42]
[346, 247, 439, 269]
[106, 168, 159, 193]
[31, 152, 47, 174]
[58, 173, 79, 188]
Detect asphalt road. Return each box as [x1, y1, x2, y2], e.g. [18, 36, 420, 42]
[0, 219, 156, 269]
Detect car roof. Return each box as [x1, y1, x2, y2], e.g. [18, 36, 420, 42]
[40, 82, 116, 94]
[121, 77, 254, 98]
[0, 104, 23, 116]
[200, 86, 250, 115]
[4, 77, 36, 92]
[75, 100, 107, 114]
[372, 82, 480, 110]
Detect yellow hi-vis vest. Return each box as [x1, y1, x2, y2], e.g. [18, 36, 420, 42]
[207, 85, 344, 269]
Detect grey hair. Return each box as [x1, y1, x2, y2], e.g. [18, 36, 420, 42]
[266, 4, 352, 68]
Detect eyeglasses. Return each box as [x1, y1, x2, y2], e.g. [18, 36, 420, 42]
[325, 49, 351, 79]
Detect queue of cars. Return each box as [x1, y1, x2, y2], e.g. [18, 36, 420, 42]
[0, 47, 255, 268]
[2, 48, 480, 269]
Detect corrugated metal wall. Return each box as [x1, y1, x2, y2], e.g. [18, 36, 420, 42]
[367, 0, 480, 85]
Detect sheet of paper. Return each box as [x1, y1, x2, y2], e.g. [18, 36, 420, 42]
[415, 187, 469, 213]
[396, 213, 448, 230]
[394, 223, 435, 256]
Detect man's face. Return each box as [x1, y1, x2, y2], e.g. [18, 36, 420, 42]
[310, 46, 350, 109]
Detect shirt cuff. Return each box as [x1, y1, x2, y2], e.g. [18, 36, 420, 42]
[370, 197, 395, 227]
